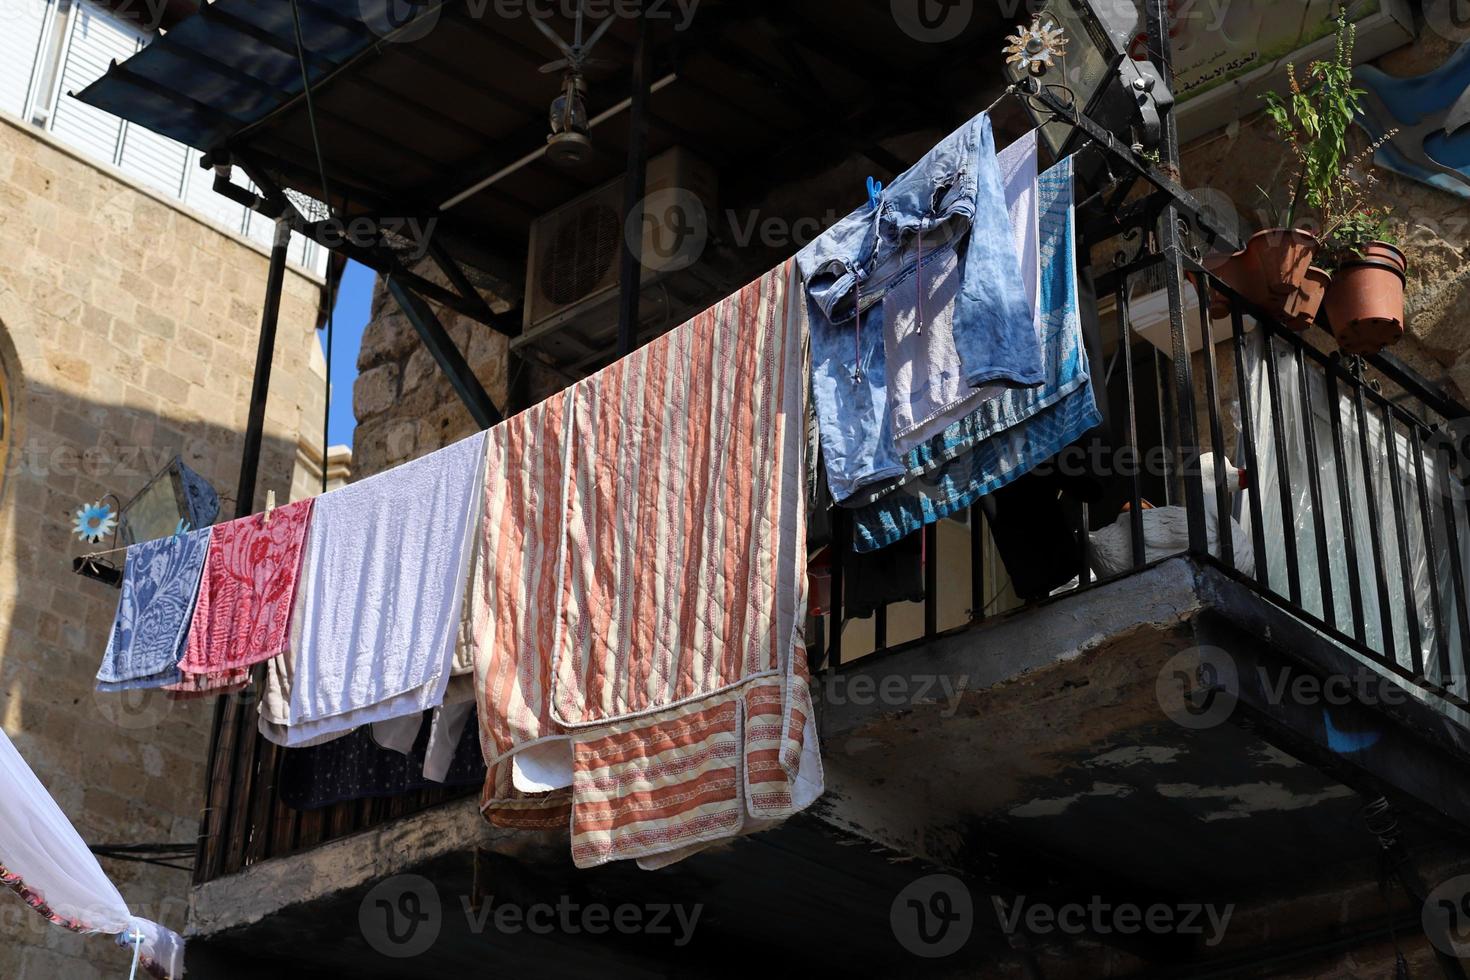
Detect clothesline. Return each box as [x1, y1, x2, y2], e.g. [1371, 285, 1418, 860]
[77, 108, 1093, 878]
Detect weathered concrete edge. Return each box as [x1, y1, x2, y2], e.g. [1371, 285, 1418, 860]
[815, 557, 1206, 736]
[188, 561, 1207, 938]
[187, 798, 550, 938]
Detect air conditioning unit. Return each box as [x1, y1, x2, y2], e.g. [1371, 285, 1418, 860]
[516, 147, 718, 366]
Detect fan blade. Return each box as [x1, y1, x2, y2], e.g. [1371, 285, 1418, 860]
[581, 14, 616, 55]
[539, 59, 570, 73]
[531, 16, 575, 58]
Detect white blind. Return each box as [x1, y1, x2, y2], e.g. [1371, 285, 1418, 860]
[181, 161, 250, 236]
[0, 0, 55, 120]
[47, 5, 141, 163]
[117, 123, 189, 198]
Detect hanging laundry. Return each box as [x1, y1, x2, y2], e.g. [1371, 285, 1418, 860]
[835, 131, 1049, 511]
[842, 531, 926, 619]
[976, 271, 1121, 601]
[96, 527, 212, 692]
[882, 129, 1044, 454]
[801, 112, 1041, 503]
[980, 475, 1086, 601]
[1001, 129, 1042, 333]
[259, 431, 488, 748]
[372, 544, 483, 781]
[848, 155, 1103, 551]
[174, 498, 313, 693]
[176, 458, 221, 532]
[0, 728, 185, 978]
[473, 263, 822, 869]
[280, 710, 486, 810]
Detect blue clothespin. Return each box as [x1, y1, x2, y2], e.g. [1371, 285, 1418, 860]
[866, 175, 883, 211]
[173, 519, 192, 539]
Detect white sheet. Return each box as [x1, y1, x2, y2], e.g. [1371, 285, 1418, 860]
[0, 728, 185, 977]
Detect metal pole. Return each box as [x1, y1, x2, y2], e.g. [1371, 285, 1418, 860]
[197, 213, 289, 882]
[1144, 0, 1207, 556]
[616, 3, 652, 357]
[234, 215, 290, 518]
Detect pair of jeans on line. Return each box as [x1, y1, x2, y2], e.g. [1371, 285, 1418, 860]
[799, 112, 1040, 504]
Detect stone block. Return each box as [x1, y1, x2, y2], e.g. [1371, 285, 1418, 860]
[353, 361, 401, 420]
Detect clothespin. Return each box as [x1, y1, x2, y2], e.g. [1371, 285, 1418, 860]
[866, 175, 883, 211]
[263, 490, 277, 527]
[173, 519, 191, 540]
[125, 925, 144, 980]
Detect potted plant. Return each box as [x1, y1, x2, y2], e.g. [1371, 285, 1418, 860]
[1322, 206, 1408, 355]
[1209, 10, 1380, 333]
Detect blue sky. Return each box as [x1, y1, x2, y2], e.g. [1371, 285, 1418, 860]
[317, 260, 375, 449]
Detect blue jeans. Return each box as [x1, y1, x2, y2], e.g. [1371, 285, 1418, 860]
[849, 155, 1101, 551]
[798, 113, 1041, 502]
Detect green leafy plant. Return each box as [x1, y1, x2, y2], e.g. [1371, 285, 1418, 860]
[1259, 8, 1396, 242]
[1324, 205, 1397, 264]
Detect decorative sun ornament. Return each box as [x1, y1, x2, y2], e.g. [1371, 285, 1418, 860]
[1004, 16, 1069, 77]
[73, 502, 117, 544]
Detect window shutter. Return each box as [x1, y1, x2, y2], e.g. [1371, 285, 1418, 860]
[0, 0, 55, 120]
[47, 4, 141, 164]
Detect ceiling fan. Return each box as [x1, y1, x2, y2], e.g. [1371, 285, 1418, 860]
[534, 1, 618, 167]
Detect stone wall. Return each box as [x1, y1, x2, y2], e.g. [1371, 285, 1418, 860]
[351, 263, 518, 480]
[0, 112, 327, 978]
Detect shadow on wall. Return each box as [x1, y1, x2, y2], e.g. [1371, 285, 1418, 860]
[0, 372, 301, 978]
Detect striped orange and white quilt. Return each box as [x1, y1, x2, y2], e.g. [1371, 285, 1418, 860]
[471, 261, 821, 868]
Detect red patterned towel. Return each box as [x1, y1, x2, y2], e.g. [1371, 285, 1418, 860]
[177, 499, 313, 691]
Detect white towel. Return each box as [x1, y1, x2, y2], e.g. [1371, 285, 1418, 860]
[263, 431, 488, 748]
[889, 129, 1041, 452]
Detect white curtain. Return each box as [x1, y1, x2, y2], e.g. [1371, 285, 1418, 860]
[0, 728, 184, 977]
[1243, 330, 1470, 703]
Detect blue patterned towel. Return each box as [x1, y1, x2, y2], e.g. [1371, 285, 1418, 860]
[96, 528, 213, 691]
[851, 155, 1102, 552]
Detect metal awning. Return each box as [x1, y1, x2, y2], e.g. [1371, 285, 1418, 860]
[74, 0, 1018, 269]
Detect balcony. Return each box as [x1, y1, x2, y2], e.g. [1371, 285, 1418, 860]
[63, 1, 1470, 973]
[184, 257, 1470, 977]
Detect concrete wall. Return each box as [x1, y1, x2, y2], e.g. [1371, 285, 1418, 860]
[0, 111, 327, 978]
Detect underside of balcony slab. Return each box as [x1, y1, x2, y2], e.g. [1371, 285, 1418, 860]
[186, 559, 1470, 977]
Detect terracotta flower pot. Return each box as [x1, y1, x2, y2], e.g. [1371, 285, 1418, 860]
[1201, 252, 1248, 319]
[1324, 241, 1407, 356]
[1244, 228, 1319, 301]
[1205, 229, 1322, 330]
[1280, 266, 1332, 332]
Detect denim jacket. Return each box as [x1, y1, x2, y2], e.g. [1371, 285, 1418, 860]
[797, 113, 1041, 502]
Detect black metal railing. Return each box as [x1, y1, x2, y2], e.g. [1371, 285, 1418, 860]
[814, 253, 1470, 718]
[195, 252, 1470, 886]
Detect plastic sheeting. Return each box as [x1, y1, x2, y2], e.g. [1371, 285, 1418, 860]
[1242, 330, 1470, 703]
